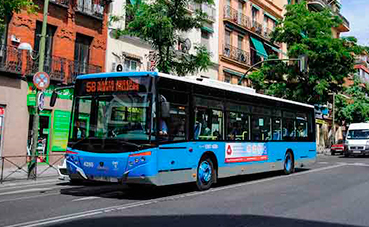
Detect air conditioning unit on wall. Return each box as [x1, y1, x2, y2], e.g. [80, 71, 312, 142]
[112, 62, 124, 72]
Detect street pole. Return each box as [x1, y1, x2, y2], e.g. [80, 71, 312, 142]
[28, 0, 49, 179]
[332, 93, 336, 145]
[238, 58, 301, 85]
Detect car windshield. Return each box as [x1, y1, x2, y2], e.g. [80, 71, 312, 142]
[347, 129, 369, 140]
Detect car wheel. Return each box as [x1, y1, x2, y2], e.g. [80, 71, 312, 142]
[196, 157, 215, 191]
[283, 151, 294, 175]
[331, 151, 335, 156]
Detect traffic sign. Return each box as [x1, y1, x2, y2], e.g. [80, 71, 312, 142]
[33, 72, 50, 90]
[38, 92, 45, 111]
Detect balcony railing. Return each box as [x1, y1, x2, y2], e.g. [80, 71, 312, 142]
[26, 55, 102, 83]
[252, 20, 263, 35]
[337, 12, 350, 29]
[263, 27, 273, 40]
[222, 43, 250, 65]
[189, 3, 216, 22]
[68, 60, 102, 83]
[0, 45, 22, 74]
[26, 55, 66, 82]
[49, 0, 69, 8]
[76, 0, 104, 20]
[223, 6, 251, 29]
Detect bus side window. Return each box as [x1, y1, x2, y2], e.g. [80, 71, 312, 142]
[227, 112, 249, 141]
[251, 115, 271, 141]
[272, 118, 282, 140]
[282, 111, 296, 141]
[194, 108, 223, 140]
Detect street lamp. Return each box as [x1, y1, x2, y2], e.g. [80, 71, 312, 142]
[329, 92, 351, 145]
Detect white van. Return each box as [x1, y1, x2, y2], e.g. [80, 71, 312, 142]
[345, 123, 369, 157]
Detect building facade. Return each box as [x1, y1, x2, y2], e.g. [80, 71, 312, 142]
[218, 0, 287, 85]
[0, 0, 110, 164]
[106, 0, 219, 80]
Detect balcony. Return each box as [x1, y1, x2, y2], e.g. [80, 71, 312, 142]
[75, 0, 105, 20]
[222, 43, 250, 66]
[68, 60, 102, 83]
[26, 55, 67, 82]
[49, 0, 69, 8]
[0, 45, 22, 75]
[337, 12, 350, 32]
[223, 5, 251, 30]
[189, 3, 216, 22]
[26, 55, 102, 83]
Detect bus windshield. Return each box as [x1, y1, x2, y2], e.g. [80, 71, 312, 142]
[71, 76, 154, 145]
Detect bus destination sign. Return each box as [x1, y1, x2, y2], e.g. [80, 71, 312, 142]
[82, 78, 140, 94]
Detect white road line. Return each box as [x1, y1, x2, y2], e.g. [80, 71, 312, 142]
[318, 162, 329, 164]
[5, 164, 347, 227]
[72, 196, 100, 202]
[0, 188, 55, 196]
[0, 180, 61, 191]
[0, 192, 60, 203]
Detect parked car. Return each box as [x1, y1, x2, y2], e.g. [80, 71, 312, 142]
[331, 139, 345, 155]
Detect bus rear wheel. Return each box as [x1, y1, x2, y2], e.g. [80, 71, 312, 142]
[283, 151, 294, 175]
[196, 157, 215, 191]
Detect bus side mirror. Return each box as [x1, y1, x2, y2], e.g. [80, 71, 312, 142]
[50, 91, 58, 107]
[160, 102, 170, 118]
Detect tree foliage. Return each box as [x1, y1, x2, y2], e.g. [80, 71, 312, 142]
[248, 1, 363, 104]
[0, 0, 37, 36]
[114, 0, 213, 76]
[335, 76, 369, 125]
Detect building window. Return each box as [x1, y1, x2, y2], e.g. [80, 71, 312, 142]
[74, 34, 92, 73]
[124, 58, 139, 71]
[0, 106, 4, 156]
[252, 6, 258, 23]
[201, 30, 210, 52]
[34, 21, 57, 63]
[224, 74, 231, 83]
[238, 35, 243, 50]
[76, 0, 104, 19]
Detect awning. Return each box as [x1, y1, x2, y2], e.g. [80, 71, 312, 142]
[201, 26, 214, 33]
[252, 4, 261, 11]
[223, 68, 244, 77]
[264, 42, 287, 56]
[250, 37, 268, 58]
[264, 12, 277, 21]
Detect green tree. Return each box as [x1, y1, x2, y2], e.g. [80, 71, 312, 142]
[113, 0, 213, 76]
[335, 76, 369, 125]
[0, 0, 36, 39]
[248, 1, 362, 104]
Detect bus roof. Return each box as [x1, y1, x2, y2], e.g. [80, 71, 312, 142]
[76, 71, 314, 109]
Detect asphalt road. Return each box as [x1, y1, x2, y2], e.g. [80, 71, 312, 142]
[1, 154, 369, 227]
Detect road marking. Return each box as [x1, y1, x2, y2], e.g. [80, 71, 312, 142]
[0, 192, 60, 203]
[72, 196, 100, 202]
[318, 162, 328, 164]
[5, 164, 347, 227]
[0, 188, 55, 196]
[0, 179, 61, 191]
[349, 163, 369, 167]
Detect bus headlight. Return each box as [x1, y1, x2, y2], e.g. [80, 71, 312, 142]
[141, 157, 146, 162]
[135, 158, 139, 164]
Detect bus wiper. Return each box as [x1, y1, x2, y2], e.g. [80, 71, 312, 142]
[118, 140, 142, 149]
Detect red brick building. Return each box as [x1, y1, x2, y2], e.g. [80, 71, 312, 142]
[0, 0, 110, 164]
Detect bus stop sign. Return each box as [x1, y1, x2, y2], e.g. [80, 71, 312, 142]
[33, 72, 50, 91]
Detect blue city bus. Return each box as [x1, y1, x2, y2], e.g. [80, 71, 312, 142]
[63, 71, 316, 190]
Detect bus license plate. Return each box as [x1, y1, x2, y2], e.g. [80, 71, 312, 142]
[353, 150, 362, 154]
[94, 176, 118, 183]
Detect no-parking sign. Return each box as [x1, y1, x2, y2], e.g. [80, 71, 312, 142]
[33, 72, 50, 91]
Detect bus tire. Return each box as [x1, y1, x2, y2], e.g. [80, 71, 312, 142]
[283, 151, 294, 175]
[196, 157, 215, 191]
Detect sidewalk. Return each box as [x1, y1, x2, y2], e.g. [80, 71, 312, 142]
[0, 164, 60, 184]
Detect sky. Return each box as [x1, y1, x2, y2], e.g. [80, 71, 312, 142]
[340, 0, 369, 46]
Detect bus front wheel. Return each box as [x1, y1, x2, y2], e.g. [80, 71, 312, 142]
[196, 157, 215, 191]
[283, 151, 294, 175]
